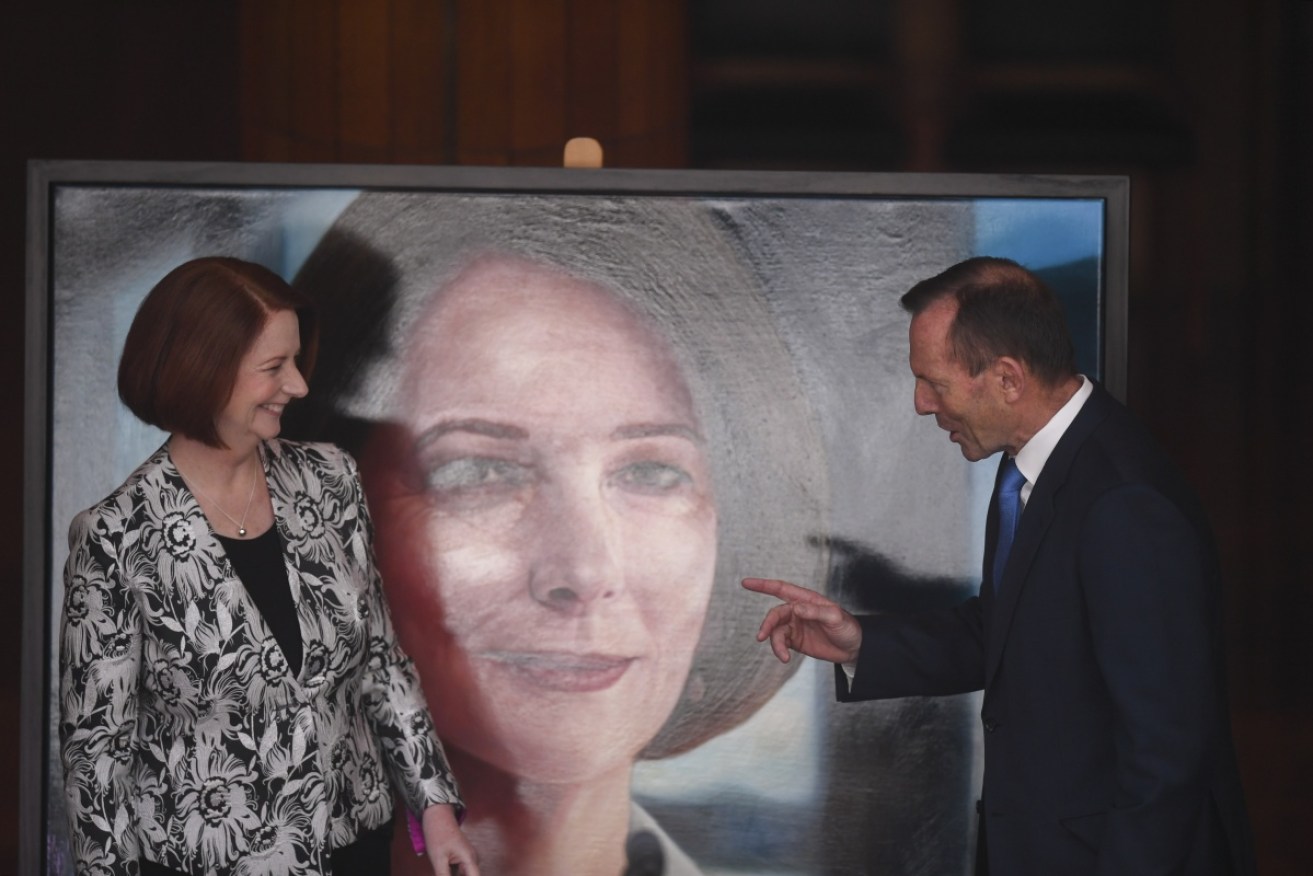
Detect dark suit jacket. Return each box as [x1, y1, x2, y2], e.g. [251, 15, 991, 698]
[841, 383, 1255, 876]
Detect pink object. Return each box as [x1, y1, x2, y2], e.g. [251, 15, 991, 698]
[406, 809, 426, 855]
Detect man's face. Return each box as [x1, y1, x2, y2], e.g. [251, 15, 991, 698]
[908, 298, 1011, 461]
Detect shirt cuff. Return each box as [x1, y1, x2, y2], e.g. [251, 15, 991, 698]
[839, 660, 857, 689]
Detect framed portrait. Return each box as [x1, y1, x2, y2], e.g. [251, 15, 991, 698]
[25, 161, 1126, 875]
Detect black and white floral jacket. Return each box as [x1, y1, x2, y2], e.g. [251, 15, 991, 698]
[59, 439, 461, 876]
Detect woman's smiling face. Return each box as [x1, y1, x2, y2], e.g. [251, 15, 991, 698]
[364, 258, 718, 783]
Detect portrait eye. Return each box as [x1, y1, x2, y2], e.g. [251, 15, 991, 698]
[613, 460, 692, 494]
[424, 456, 533, 496]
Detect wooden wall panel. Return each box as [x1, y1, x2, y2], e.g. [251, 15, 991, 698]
[239, 1, 294, 160]
[239, 0, 687, 168]
[568, 0, 622, 142]
[508, 0, 569, 163]
[338, 0, 392, 162]
[389, 0, 453, 164]
[287, 0, 339, 162]
[894, 0, 957, 171]
[615, 0, 690, 167]
[453, 0, 512, 164]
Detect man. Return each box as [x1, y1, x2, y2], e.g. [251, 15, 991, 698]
[745, 257, 1254, 875]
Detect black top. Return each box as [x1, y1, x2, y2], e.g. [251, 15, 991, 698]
[217, 527, 302, 676]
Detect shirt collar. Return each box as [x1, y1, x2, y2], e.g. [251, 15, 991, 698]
[1011, 375, 1092, 504]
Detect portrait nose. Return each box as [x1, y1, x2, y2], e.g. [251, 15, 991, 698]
[527, 483, 622, 614]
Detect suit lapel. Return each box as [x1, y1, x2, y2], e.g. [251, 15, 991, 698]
[980, 459, 1005, 621]
[984, 383, 1114, 688]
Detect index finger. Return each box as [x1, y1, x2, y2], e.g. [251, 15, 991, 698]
[741, 577, 824, 604]
[452, 857, 480, 876]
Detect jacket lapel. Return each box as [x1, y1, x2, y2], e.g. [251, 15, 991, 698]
[263, 439, 317, 682]
[984, 383, 1114, 688]
[980, 459, 1004, 621]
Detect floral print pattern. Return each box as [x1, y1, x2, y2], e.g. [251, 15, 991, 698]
[60, 441, 462, 876]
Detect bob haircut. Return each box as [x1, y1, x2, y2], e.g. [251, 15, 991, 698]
[118, 256, 319, 448]
[288, 192, 829, 758]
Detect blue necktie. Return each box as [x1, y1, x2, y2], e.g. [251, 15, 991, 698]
[991, 457, 1026, 591]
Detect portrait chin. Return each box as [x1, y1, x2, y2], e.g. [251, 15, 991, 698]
[373, 508, 716, 786]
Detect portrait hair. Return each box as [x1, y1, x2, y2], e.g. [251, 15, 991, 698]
[117, 256, 319, 448]
[900, 256, 1077, 386]
[288, 192, 830, 758]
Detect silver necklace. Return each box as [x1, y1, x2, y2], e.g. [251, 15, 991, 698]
[185, 461, 261, 538]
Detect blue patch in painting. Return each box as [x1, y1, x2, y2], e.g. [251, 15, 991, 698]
[973, 199, 1103, 269]
[973, 199, 1106, 379]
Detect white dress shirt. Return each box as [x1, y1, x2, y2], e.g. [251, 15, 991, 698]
[1010, 374, 1093, 507]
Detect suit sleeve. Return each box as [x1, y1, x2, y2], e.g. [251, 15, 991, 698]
[59, 507, 143, 876]
[841, 597, 987, 701]
[1079, 484, 1224, 875]
[343, 453, 465, 818]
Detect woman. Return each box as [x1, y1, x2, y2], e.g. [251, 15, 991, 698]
[58, 257, 479, 876]
[289, 194, 830, 876]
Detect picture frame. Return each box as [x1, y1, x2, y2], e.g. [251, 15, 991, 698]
[25, 160, 1127, 875]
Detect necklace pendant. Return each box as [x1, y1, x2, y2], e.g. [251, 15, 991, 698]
[238, 527, 248, 537]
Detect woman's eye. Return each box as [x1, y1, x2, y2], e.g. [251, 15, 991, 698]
[424, 457, 532, 495]
[613, 461, 692, 494]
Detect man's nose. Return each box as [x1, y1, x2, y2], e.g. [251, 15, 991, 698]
[913, 384, 937, 416]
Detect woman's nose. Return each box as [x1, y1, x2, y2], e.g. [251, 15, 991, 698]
[285, 363, 309, 398]
[527, 484, 622, 614]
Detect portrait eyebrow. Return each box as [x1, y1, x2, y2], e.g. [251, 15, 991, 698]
[611, 422, 705, 444]
[416, 418, 530, 446]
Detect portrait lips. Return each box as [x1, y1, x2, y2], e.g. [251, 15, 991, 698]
[480, 650, 637, 693]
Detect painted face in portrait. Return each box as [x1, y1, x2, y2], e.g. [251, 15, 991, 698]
[361, 257, 719, 784]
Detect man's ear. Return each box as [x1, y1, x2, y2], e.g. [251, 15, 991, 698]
[993, 356, 1026, 402]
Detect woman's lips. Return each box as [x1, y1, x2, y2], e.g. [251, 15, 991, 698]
[480, 651, 635, 693]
